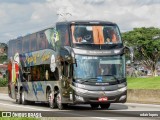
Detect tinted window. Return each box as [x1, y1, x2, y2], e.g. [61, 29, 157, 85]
[23, 36, 29, 53]
[38, 32, 48, 50]
[30, 34, 37, 52]
[8, 41, 14, 57]
[56, 24, 70, 46]
[16, 40, 22, 54]
[71, 25, 122, 44]
[44, 28, 56, 50]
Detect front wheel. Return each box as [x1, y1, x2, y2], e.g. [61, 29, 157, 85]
[90, 104, 99, 109]
[56, 92, 68, 110]
[100, 103, 110, 109]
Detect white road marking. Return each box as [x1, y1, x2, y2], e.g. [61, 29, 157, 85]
[91, 117, 117, 120]
[0, 102, 52, 111]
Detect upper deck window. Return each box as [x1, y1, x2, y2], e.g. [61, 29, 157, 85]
[71, 25, 122, 45]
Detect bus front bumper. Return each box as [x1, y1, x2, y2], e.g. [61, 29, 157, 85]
[71, 86, 127, 104]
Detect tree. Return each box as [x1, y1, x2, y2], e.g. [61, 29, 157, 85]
[0, 43, 7, 64]
[122, 27, 160, 76]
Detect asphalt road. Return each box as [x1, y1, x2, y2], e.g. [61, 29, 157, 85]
[0, 93, 160, 120]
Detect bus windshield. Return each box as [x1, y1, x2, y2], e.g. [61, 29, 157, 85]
[73, 55, 125, 82]
[71, 25, 122, 45]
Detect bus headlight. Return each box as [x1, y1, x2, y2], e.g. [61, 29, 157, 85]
[70, 84, 88, 93]
[118, 87, 127, 92]
[75, 87, 88, 93]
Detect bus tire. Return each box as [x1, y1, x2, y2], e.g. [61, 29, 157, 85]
[16, 89, 22, 104]
[90, 104, 99, 109]
[100, 103, 110, 109]
[56, 92, 67, 110]
[21, 89, 28, 105]
[47, 90, 57, 109]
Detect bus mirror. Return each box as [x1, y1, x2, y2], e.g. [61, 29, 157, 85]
[124, 46, 134, 63]
[129, 47, 134, 63]
[71, 50, 76, 64]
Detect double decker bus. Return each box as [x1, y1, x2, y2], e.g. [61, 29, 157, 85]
[7, 20, 133, 110]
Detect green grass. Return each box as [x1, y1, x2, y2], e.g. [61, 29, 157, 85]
[127, 76, 160, 89]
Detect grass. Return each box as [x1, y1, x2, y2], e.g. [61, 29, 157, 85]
[127, 76, 160, 89]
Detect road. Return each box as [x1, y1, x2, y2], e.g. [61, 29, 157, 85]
[0, 93, 160, 120]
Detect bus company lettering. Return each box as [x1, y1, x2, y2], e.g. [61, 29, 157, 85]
[26, 53, 39, 64]
[41, 52, 51, 62]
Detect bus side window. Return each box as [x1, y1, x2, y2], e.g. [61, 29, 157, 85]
[61, 61, 71, 78]
[9, 41, 14, 57]
[23, 37, 29, 53]
[38, 32, 46, 50]
[12, 42, 16, 55]
[44, 65, 59, 81]
[56, 24, 70, 47]
[30, 34, 37, 52]
[30, 65, 45, 81]
[16, 40, 22, 54]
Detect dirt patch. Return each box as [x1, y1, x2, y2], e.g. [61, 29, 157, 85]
[0, 87, 8, 94]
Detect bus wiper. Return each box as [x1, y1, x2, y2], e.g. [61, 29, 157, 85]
[76, 78, 97, 84]
[100, 74, 119, 82]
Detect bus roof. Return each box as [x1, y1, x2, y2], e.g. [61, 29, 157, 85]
[8, 20, 117, 43]
[56, 20, 116, 25]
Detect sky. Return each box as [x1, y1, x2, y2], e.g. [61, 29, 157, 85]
[0, 0, 160, 43]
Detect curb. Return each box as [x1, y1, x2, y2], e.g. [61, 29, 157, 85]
[127, 89, 160, 104]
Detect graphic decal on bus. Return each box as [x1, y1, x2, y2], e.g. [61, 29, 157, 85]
[45, 28, 59, 49]
[22, 82, 30, 94]
[11, 53, 20, 84]
[32, 82, 44, 96]
[22, 50, 53, 67]
[50, 55, 56, 72]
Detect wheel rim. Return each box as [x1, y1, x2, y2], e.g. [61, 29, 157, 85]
[57, 94, 61, 109]
[48, 92, 52, 107]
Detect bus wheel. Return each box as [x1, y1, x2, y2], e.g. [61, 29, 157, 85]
[16, 89, 22, 104]
[47, 90, 57, 109]
[100, 103, 110, 109]
[21, 89, 27, 105]
[56, 93, 67, 110]
[90, 104, 99, 109]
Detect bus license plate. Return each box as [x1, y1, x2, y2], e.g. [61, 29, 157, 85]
[98, 97, 108, 102]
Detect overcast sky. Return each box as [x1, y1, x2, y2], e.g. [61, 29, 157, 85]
[0, 0, 160, 43]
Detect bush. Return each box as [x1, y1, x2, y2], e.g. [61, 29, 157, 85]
[0, 78, 8, 87]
